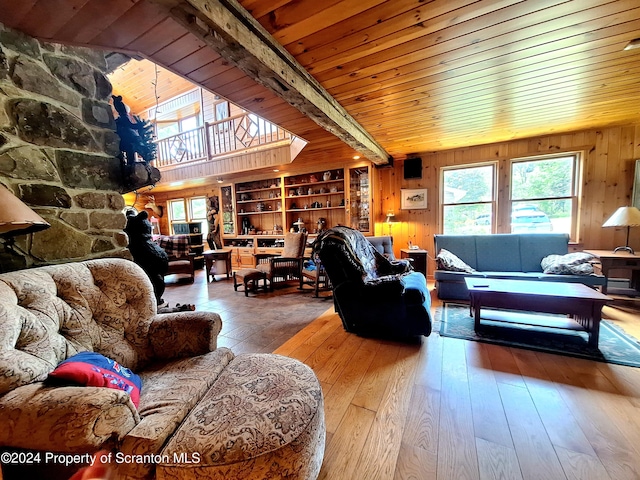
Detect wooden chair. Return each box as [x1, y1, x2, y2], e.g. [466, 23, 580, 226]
[255, 232, 307, 290]
[300, 258, 331, 297]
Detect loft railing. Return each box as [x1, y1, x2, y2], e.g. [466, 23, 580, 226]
[154, 113, 292, 168]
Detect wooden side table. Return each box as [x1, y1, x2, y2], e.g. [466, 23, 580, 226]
[584, 249, 640, 296]
[204, 249, 232, 282]
[400, 249, 428, 277]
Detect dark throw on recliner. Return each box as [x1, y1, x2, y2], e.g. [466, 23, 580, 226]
[313, 226, 432, 339]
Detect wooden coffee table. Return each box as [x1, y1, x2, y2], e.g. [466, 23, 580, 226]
[464, 278, 611, 348]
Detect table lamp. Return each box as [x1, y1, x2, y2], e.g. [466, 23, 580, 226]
[0, 184, 50, 251]
[385, 212, 396, 236]
[293, 218, 305, 233]
[602, 206, 640, 254]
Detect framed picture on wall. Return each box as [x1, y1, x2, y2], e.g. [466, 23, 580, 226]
[633, 160, 640, 209]
[401, 188, 428, 209]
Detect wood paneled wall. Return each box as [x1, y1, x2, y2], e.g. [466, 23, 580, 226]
[125, 123, 640, 278]
[124, 185, 221, 236]
[376, 123, 640, 277]
[123, 157, 371, 236]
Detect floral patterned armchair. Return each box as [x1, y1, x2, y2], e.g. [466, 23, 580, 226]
[0, 258, 324, 479]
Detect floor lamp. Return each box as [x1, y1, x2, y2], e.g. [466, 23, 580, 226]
[602, 206, 640, 254]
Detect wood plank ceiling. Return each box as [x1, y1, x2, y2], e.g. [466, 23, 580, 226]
[1, 0, 640, 166]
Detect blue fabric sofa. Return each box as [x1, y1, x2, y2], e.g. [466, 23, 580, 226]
[434, 233, 606, 300]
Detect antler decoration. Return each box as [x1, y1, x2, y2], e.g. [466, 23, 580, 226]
[144, 195, 164, 217]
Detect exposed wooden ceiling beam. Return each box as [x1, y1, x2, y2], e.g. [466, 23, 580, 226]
[151, 0, 392, 165]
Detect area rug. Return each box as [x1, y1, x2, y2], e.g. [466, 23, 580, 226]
[436, 303, 640, 367]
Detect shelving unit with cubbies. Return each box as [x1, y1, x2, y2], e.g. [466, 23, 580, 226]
[235, 177, 285, 236]
[283, 169, 345, 233]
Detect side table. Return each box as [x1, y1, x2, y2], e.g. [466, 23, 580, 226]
[584, 249, 640, 296]
[203, 249, 232, 282]
[400, 249, 428, 277]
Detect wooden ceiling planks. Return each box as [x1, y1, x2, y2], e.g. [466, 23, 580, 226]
[0, 0, 639, 164]
[314, 2, 638, 89]
[261, 0, 388, 47]
[346, 47, 640, 114]
[354, 67, 640, 137]
[152, 32, 207, 67]
[108, 59, 194, 112]
[286, 0, 459, 58]
[1, 0, 39, 28]
[52, 0, 139, 45]
[123, 16, 188, 57]
[326, 18, 640, 102]
[296, 0, 524, 74]
[352, 58, 640, 119]
[16, 0, 91, 40]
[169, 46, 221, 76]
[90, 1, 169, 49]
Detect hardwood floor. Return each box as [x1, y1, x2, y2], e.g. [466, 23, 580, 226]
[162, 270, 334, 354]
[167, 272, 640, 480]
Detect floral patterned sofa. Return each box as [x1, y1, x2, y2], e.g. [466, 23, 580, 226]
[0, 258, 325, 479]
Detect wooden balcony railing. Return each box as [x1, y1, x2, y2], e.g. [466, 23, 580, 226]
[154, 113, 292, 168]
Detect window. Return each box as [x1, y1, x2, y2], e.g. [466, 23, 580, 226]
[441, 164, 496, 234]
[510, 154, 578, 235]
[189, 197, 208, 239]
[156, 121, 179, 139]
[168, 197, 209, 238]
[156, 115, 200, 140]
[215, 101, 229, 121]
[169, 199, 186, 222]
[180, 116, 199, 132]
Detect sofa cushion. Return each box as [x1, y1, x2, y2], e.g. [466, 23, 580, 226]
[482, 271, 546, 280]
[433, 270, 483, 281]
[368, 236, 395, 259]
[475, 234, 522, 271]
[282, 231, 306, 257]
[436, 249, 476, 273]
[156, 235, 190, 257]
[434, 235, 478, 269]
[48, 351, 142, 407]
[117, 347, 235, 479]
[519, 233, 569, 272]
[157, 353, 325, 480]
[539, 273, 607, 286]
[541, 252, 596, 275]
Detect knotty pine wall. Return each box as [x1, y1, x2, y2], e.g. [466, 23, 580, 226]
[375, 123, 640, 278]
[124, 157, 371, 236]
[125, 123, 640, 278]
[124, 185, 221, 236]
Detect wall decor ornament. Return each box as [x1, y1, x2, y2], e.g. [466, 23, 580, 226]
[401, 188, 428, 209]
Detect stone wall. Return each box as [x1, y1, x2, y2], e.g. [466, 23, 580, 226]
[0, 23, 129, 271]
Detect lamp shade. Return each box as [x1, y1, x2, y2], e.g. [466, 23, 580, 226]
[385, 212, 396, 223]
[0, 184, 50, 236]
[602, 206, 640, 228]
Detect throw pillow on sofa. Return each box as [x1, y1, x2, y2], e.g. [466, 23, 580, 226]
[48, 352, 142, 407]
[436, 248, 476, 273]
[541, 252, 596, 275]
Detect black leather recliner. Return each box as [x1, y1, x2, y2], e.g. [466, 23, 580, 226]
[313, 226, 432, 339]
